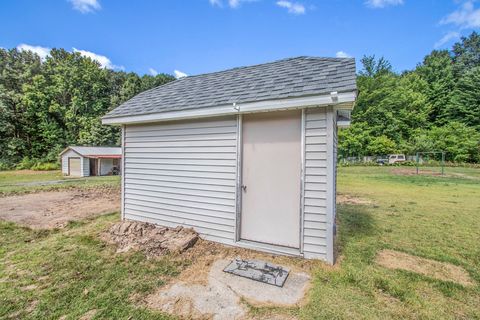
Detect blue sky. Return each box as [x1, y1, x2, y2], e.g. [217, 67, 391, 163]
[1, 0, 479, 77]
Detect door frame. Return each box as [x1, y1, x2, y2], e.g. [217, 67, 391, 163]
[234, 109, 306, 254]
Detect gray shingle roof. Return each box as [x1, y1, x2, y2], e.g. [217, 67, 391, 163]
[103, 56, 356, 119]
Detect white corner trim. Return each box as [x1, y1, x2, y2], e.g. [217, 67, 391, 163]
[102, 91, 357, 125]
[325, 106, 335, 265]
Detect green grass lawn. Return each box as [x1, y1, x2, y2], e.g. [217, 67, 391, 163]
[0, 170, 120, 196]
[0, 166, 479, 319]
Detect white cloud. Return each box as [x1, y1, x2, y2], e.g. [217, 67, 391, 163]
[148, 68, 158, 76]
[209, 0, 257, 8]
[440, 1, 480, 29]
[276, 1, 306, 14]
[434, 31, 461, 49]
[69, 0, 101, 13]
[73, 48, 123, 70]
[336, 51, 351, 58]
[17, 44, 51, 60]
[365, 0, 404, 9]
[174, 70, 188, 79]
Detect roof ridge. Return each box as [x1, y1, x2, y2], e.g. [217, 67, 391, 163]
[179, 56, 352, 79]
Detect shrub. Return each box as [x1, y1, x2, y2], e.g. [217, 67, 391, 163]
[0, 161, 13, 171]
[15, 157, 37, 170]
[31, 162, 60, 171]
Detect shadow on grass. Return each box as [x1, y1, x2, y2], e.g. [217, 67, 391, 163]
[336, 204, 377, 263]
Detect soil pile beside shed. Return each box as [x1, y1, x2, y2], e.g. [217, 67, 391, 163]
[103, 221, 199, 258]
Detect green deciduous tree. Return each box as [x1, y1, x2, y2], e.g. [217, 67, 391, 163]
[0, 48, 175, 166]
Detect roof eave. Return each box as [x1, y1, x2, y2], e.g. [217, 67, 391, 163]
[102, 90, 357, 125]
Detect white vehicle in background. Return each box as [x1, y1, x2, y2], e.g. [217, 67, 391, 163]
[388, 154, 406, 164]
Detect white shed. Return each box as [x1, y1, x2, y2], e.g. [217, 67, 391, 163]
[60, 146, 122, 177]
[102, 57, 357, 263]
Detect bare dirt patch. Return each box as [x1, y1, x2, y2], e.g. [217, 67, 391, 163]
[391, 168, 444, 176]
[376, 249, 474, 287]
[0, 187, 119, 229]
[102, 221, 198, 258]
[337, 194, 372, 205]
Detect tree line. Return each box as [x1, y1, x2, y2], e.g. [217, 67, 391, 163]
[1, 33, 480, 169]
[341, 32, 480, 163]
[0, 48, 174, 169]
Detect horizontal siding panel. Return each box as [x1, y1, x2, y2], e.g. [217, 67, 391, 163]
[305, 205, 327, 214]
[304, 190, 326, 199]
[305, 144, 327, 152]
[125, 152, 236, 160]
[125, 172, 235, 187]
[304, 213, 327, 223]
[305, 175, 327, 183]
[127, 118, 236, 132]
[125, 198, 234, 220]
[126, 168, 235, 180]
[304, 182, 327, 191]
[303, 244, 327, 255]
[305, 129, 327, 137]
[305, 151, 327, 160]
[305, 167, 327, 176]
[125, 163, 235, 173]
[124, 204, 234, 228]
[125, 192, 234, 212]
[305, 160, 326, 168]
[126, 188, 235, 206]
[125, 146, 237, 153]
[126, 139, 236, 148]
[125, 176, 235, 192]
[304, 235, 327, 246]
[125, 157, 236, 167]
[306, 136, 327, 144]
[304, 228, 326, 237]
[305, 112, 326, 121]
[305, 120, 326, 129]
[305, 197, 327, 207]
[126, 126, 236, 138]
[127, 183, 234, 200]
[124, 213, 234, 241]
[125, 132, 237, 143]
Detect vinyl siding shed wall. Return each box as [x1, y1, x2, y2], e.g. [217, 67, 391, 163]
[302, 107, 331, 261]
[123, 116, 238, 245]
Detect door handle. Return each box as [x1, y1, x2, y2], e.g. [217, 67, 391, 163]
[241, 185, 247, 192]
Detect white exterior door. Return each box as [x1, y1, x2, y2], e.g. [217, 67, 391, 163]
[240, 110, 301, 248]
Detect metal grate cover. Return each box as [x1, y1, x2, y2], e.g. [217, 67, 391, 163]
[223, 258, 290, 287]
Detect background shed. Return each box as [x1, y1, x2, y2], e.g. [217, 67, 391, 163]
[60, 146, 122, 177]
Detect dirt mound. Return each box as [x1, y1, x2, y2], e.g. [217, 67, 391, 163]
[103, 221, 199, 258]
[376, 249, 474, 287]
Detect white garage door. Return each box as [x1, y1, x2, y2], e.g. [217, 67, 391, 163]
[68, 158, 81, 176]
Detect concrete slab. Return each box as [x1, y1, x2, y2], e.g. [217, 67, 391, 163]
[146, 259, 310, 319]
